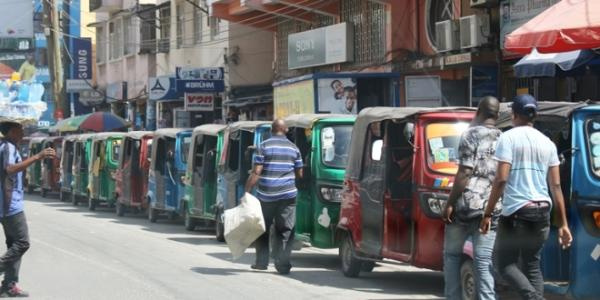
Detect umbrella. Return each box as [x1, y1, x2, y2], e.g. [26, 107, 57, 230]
[79, 112, 130, 132]
[514, 49, 597, 77]
[49, 114, 90, 133]
[505, 0, 600, 54]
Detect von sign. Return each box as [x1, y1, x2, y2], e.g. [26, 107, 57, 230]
[185, 93, 215, 111]
[72, 38, 92, 80]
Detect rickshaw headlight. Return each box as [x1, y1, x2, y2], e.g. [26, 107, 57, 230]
[319, 186, 343, 203]
[593, 211, 600, 228]
[420, 193, 448, 218]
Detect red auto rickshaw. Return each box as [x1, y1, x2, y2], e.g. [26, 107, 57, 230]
[114, 131, 153, 216]
[40, 136, 63, 198]
[338, 107, 475, 278]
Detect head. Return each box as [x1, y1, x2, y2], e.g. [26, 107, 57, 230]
[344, 87, 357, 112]
[330, 80, 344, 94]
[503, 3, 510, 15]
[511, 94, 538, 126]
[0, 122, 24, 143]
[271, 119, 288, 136]
[475, 96, 500, 124]
[27, 54, 34, 64]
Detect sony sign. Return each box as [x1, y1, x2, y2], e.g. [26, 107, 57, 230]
[288, 23, 354, 70]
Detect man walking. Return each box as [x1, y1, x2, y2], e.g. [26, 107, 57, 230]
[245, 119, 303, 275]
[0, 121, 55, 297]
[442, 96, 502, 300]
[480, 94, 572, 300]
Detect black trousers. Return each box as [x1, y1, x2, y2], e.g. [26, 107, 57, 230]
[0, 212, 30, 286]
[495, 205, 550, 300]
[255, 199, 296, 268]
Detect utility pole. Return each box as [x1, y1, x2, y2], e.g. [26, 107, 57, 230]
[43, 0, 67, 120]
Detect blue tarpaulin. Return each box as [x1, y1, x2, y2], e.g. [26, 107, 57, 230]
[514, 49, 596, 78]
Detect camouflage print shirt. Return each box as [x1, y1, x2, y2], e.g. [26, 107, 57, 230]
[455, 125, 503, 221]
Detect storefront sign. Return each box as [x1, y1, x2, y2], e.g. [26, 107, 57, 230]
[66, 79, 93, 92]
[500, 0, 559, 50]
[288, 23, 354, 70]
[177, 79, 225, 93]
[317, 78, 357, 114]
[148, 76, 179, 100]
[185, 93, 215, 111]
[273, 80, 315, 118]
[471, 66, 498, 107]
[444, 53, 472, 66]
[78, 90, 104, 106]
[405, 75, 442, 107]
[71, 38, 92, 79]
[176, 67, 224, 80]
[0, 1, 33, 38]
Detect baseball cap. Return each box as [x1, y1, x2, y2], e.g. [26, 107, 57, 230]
[510, 94, 538, 116]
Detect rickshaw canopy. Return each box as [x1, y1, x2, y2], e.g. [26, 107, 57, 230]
[497, 101, 590, 128]
[284, 114, 353, 129]
[227, 121, 270, 133]
[124, 131, 153, 140]
[90, 132, 126, 141]
[192, 124, 227, 137]
[155, 128, 193, 138]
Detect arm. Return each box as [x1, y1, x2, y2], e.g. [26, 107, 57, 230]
[295, 167, 303, 180]
[5, 147, 55, 176]
[245, 164, 263, 193]
[479, 161, 510, 234]
[547, 165, 572, 248]
[442, 165, 473, 223]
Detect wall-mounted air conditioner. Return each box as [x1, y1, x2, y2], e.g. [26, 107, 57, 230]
[435, 20, 460, 53]
[460, 14, 490, 49]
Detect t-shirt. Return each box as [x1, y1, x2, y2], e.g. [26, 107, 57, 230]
[254, 135, 303, 202]
[18, 61, 36, 81]
[494, 126, 560, 216]
[0, 141, 24, 217]
[456, 125, 502, 220]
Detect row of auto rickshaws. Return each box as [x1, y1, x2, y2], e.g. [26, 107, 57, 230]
[24, 103, 600, 300]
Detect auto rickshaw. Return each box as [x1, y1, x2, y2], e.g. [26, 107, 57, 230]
[20, 137, 30, 189]
[148, 128, 192, 222]
[59, 135, 77, 201]
[40, 136, 63, 198]
[71, 134, 94, 206]
[211, 121, 270, 238]
[497, 101, 600, 299]
[284, 114, 356, 249]
[25, 137, 45, 193]
[87, 133, 125, 211]
[114, 131, 153, 216]
[338, 107, 475, 278]
[182, 124, 226, 232]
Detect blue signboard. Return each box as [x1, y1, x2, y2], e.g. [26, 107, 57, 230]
[71, 37, 92, 79]
[471, 66, 498, 107]
[177, 79, 225, 93]
[175, 67, 224, 80]
[149, 76, 180, 100]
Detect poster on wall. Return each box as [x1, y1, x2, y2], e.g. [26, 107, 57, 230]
[317, 78, 357, 114]
[273, 80, 315, 118]
[185, 93, 215, 111]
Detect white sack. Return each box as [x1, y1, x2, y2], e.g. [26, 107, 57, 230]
[223, 193, 266, 259]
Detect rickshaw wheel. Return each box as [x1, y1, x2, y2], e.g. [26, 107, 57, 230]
[59, 191, 65, 202]
[460, 259, 475, 300]
[215, 211, 225, 242]
[71, 193, 79, 206]
[116, 202, 125, 217]
[41, 188, 47, 198]
[361, 261, 376, 272]
[26, 185, 34, 194]
[340, 233, 362, 278]
[184, 208, 196, 231]
[148, 207, 158, 223]
[88, 197, 97, 211]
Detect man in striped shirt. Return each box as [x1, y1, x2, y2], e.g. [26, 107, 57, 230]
[245, 119, 303, 275]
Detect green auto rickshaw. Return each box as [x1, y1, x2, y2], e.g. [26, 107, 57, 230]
[284, 114, 356, 248]
[71, 134, 94, 206]
[182, 124, 226, 231]
[25, 137, 45, 194]
[87, 133, 125, 211]
[59, 135, 78, 202]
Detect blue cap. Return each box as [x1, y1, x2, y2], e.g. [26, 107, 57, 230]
[511, 94, 538, 116]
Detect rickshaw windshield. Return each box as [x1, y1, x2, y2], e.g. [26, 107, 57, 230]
[425, 122, 469, 175]
[321, 125, 353, 169]
[110, 139, 122, 163]
[586, 117, 600, 177]
[181, 136, 191, 163]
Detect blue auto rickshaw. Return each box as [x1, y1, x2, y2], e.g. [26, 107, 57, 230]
[147, 128, 192, 222]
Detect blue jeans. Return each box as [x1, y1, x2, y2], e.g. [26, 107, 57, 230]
[444, 219, 497, 300]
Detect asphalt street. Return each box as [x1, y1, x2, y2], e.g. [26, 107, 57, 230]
[4, 193, 446, 300]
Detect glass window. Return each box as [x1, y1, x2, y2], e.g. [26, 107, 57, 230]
[181, 136, 191, 164]
[425, 122, 469, 175]
[193, 0, 203, 43]
[586, 117, 600, 177]
[321, 125, 353, 169]
[111, 139, 122, 163]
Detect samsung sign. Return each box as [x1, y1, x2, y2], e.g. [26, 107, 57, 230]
[288, 23, 354, 70]
[71, 38, 92, 80]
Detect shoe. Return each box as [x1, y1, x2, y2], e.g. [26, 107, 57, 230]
[275, 262, 291, 275]
[251, 264, 268, 271]
[0, 282, 29, 298]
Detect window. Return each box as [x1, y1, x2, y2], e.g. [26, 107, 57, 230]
[181, 136, 191, 164]
[340, 0, 386, 67]
[193, 0, 204, 43]
[321, 125, 353, 169]
[209, 17, 221, 40]
[586, 117, 600, 177]
[176, 3, 184, 48]
[123, 16, 136, 55]
[139, 7, 157, 53]
[227, 132, 240, 172]
[159, 6, 171, 52]
[109, 20, 123, 60]
[111, 139, 122, 163]
[96, 26, 106, 62]
[425, 122, 469, 175]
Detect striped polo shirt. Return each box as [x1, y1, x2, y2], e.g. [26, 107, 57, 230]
[254, 135, 303, 202]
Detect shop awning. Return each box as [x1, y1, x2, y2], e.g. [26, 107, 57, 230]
[514, 49, 596, 77]
[505, 0, 600, 54]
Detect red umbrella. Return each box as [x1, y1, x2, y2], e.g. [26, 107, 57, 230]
[79, 112, 130, 132]
[505, 0, 600, 54]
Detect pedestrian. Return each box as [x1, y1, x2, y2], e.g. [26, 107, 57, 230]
[0, 121, 55, 297]
[479, 94, 573, 300]
[245, 119, 303, 275]
[442, 96, 502, 300]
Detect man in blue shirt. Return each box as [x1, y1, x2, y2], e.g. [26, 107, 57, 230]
[245, 119, 303, 275]
[480, 95, 572, 300]
[0, 121, 55, 297]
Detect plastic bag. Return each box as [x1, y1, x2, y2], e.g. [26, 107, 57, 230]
[223, 193, 266, 259]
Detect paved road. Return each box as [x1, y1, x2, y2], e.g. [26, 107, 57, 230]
[5, 194, 445, 300]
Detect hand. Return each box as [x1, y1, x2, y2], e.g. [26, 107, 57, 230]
[479, 216, 492, 234]
[37, 148, 56, 160]
[558, 225, 573, 249]
[442, 203, 454, 224]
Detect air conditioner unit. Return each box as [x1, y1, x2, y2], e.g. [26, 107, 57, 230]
[460, 14, 490, 49]
[435, 20, 459, 53]
[470, 0, 498, 8]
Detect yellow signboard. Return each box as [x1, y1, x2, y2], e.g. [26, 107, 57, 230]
[274, 80, 315, 118]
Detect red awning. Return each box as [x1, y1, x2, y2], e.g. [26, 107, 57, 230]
[505, 0, 600, 54]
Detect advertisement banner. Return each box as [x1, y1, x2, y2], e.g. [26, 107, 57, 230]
[185, 93, 215, 111]
[71, 38, 92, 79]
[176, 67, 224, 80]
[288, 23, 354, 70]
[500, 0, 559, 50]
[317, 78, 357, 114]
[0, 1, 33, 38]
[273, 80, 315, 118]
[148, 76, 180, 100]
[177, 79, 225, 93]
